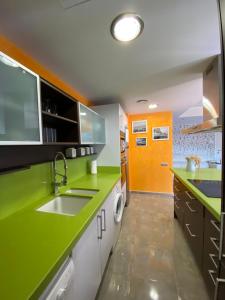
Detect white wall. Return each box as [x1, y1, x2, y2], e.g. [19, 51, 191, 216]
[93, 104, 121, 167]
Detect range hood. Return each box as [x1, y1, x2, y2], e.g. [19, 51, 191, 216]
[181, 56, 222, 134]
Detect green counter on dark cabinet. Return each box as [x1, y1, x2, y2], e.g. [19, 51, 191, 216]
[171, 168, 223, 300]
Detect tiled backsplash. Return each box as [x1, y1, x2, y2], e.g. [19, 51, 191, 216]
[173, 116, 222, 168]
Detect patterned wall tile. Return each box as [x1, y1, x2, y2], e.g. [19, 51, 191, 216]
[173, 117, 216, 167]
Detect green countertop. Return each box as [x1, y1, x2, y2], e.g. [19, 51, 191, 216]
[0, 168, 121, 300]
[171, 168, 222, 221]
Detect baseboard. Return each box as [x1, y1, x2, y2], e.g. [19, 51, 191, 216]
[130, 190, 174, 198]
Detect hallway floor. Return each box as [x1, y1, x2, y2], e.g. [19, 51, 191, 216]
[96, 193, 210, 300]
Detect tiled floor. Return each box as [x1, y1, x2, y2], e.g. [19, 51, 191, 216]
[96, 193, 210, 300]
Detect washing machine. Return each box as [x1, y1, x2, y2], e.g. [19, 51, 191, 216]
[113, 184, 125, 248]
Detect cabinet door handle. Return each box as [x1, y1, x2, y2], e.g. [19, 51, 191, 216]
[214, 277, 225, 300]
[97, 215, 103, 239]
[174, 177, 179, 184]
[210, 237, 219, 251]
[219, 212, 225, 260]
[210, 219, 220, 233]
[209, 253, 218, 268]
[174, 195, 180, 201]
[174, 201, 180, 210]
[185, 201, 197, 213]
[185, 224, 197, 238]
[185, 190, 195, 200]
[208, 269, 216, 286]
[174, 186, 180, 192]
[101, 209, 106, 232]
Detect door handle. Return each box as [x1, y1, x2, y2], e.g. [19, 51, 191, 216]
[101, 209, 106, 232]
[185, 201, 197, 213]
[209, 253, 218, 268]
[185, 190, 195, 200]
[174, 177, 179, 184]
[174, 186, 180, 192]
[213, 213, 225, 300]
[219, 212, 225, 260]
[174, 201, 180, 210]
[185, 224, 197, 238]
[97, 215, 103, 239]
[208, 269, 216, 286]
[174, 195, 180, 201]
[211, 219, 220, 232]
[210, 237, 220, 252]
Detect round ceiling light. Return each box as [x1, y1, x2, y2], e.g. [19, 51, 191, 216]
[148, 104, 158, 110]
[111, 13, 144, 42]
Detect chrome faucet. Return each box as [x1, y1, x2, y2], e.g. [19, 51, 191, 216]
[53, 152, 68, 195]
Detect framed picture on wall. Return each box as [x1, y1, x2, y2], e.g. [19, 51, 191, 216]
[152, 126, 169, 140]
[132, 120, 147, 133]
[136, 137, 147, 147]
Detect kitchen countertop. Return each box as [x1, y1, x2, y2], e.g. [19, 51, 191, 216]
[0, 168, 121, 300]
[171, 168, 222, 221]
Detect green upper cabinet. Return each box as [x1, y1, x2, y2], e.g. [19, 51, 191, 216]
[79, 103, 105, 144]
[0, 52, 42, 145]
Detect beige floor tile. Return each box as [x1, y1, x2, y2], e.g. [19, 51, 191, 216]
[96, 193, 210, 300]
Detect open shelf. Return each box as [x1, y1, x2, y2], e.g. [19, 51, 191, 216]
[43, 142, 79, 146]
[41, 79, 80, 144]
[42, 111, 78, 125]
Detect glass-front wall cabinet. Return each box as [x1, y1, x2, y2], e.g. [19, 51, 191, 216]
[79, 103, 105, 144]
[0, 52, 42, 145]
[93, 113, 105, 144]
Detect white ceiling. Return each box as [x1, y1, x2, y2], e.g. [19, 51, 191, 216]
[0, 0, 221, 114]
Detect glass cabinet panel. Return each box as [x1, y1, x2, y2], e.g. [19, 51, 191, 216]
[0, 52, 42, 144]
[79, 103, 106, 144]
[93, 113, 106, 144]
[79, 104, 94, 144]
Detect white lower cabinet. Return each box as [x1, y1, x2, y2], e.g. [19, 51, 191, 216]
[71, 185, 117, 300]
[72, 216, 102, 300]
[98, 191, 114, 276]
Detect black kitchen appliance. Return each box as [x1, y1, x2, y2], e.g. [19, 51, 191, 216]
[188, 179, 221, 198]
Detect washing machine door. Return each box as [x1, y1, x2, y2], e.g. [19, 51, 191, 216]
[113, 193, 124, 224]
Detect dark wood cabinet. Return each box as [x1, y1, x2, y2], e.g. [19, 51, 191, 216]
[173, 176, 223, 300]
[203, 209, 220, 299]
[202, 209, 225, 300]
[41, 80, 80, 144]
[217, 265, 225, 300]
[183, 189, 204, 268]
[174, 177, 204, 270]
[174, 177, 185, 226]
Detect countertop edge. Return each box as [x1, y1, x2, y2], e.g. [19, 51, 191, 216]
[171, 168, 221, 221]
[31, 172, 121, 299]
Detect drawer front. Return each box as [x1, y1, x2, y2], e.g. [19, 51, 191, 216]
[203, 251, 217, 299]
[174, 177, 185, 196]
[205, 210, 220, 255]
[184, 211, 204, 268]
[183, 189, 203, 214]
[203, 209, 221, 299]
[174, 196, 184, 225]
[206, 265, 225, 300]
[217, 265, 225, 300]
[173, 177, 185, 226]
[183, 189, 204, 236]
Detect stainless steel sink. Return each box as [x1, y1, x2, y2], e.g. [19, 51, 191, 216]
[37, 195, 92, 216]
[66, 188, 99, 195]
